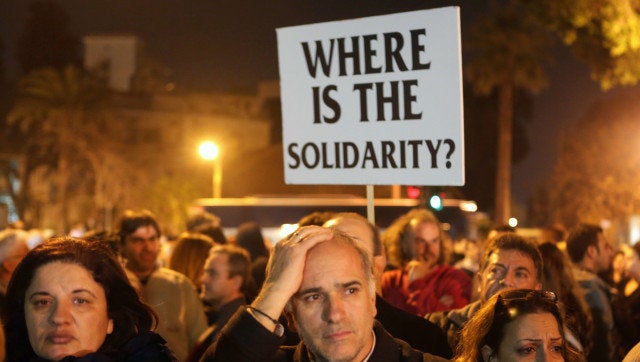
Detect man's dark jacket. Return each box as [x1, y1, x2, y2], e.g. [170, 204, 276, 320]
[375, 295, 452, 358]
[200, 307, 449, 361]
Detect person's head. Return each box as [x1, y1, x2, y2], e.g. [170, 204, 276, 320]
[622, 242, 640, 282]
[168, 232, 216, 288]
[5, 237, 157, 361]
[234, 221, 269, 261]
[201, 244, 251, 307]
[82, 230, 121, 256]
[117, 209, 162, 278]
[456, 289, 570, 362]
[565, 223, 612, 273]
[612, 249, 626, 277]
[486, 225, 517, 243]
[186, 211, 221, 231]
[538, 242, 593, 354]
[186, 212, 227, 244]
[0, 229, 29, 283]
[541, 224, 566, 244]
[477, 233, 543, 302]
[285, 230, 377, 362]
[323, 213, 385, 288]
[539, 242, 574, 297]
[297, 211, 335, 227]
[383, 208, 447, 269]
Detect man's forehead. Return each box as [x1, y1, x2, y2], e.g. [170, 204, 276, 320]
[488, 249, 535, 268]
[130, 225, 157, 236]
[302, 241, 367, 285]
[207, 252, 228, 265]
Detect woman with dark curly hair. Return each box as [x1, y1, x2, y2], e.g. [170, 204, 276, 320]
[3, 236, 176, 361]
[455, 289, 584, 362]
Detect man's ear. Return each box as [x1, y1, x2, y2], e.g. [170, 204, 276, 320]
[371, 292, 377, 318]
[0, 259, 11, 273]
[373, 255, 386, 282]
[586, 244, 598, 259]
[230, 275, 243, 291]
[481, 345, 496, 362]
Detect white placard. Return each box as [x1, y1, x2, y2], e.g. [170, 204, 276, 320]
[277, 7, 464, 185]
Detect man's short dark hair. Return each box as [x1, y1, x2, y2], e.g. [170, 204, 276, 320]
[565, 223, 603, 264]
[480, 232, 543, 282]
[117, 209, 161, 243]
[210, 244, 252, 293]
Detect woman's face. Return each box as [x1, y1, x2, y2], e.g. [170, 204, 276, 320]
[25, 261, 113, 361]
[487, 312, 564, 361]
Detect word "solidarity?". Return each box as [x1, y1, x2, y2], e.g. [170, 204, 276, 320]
[287, 139, 456, 170]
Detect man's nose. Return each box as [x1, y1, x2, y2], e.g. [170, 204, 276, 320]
[323, 295, 347, 323]
[143, 239, 155, 249]
[48, 300, 72, 326]
[500, 271, 516, 288]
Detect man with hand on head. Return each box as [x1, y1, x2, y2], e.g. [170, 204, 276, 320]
[201, 226, 447, 361]
[324, 212, 452, 358]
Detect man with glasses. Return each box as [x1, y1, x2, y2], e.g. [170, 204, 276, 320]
[426, 232, 543, 352]
[565, 223, 616, 362]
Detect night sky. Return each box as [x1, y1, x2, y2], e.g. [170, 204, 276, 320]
[0, 0, 618, 210]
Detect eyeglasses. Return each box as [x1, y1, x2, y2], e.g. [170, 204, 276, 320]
[498, 289, 557, 303]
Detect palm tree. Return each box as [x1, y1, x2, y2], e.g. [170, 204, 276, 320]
[465, 0, 550, 224]
[7, 65, 126, 231]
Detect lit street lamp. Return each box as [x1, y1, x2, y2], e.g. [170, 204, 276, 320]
[199, 141, 222, 198]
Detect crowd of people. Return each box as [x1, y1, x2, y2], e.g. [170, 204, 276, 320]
[1, 208, 640, 361]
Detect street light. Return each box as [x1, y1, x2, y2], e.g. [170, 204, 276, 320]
[198, 141, 222, 198]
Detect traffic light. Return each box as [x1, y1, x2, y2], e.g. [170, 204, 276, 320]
[429, 194, 443, 211]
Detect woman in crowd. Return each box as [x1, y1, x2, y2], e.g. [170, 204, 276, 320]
[168, 232, 216, 291]
[612, 242, 640, 356]
[4, 236, 176, 361]
[455, 289, 583, 362]
[538, 242, 593, 354]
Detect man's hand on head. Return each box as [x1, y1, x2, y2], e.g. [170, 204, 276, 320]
[249, 226, 333, 329]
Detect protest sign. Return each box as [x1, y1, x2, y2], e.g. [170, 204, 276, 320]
[277, 7, 463, 185]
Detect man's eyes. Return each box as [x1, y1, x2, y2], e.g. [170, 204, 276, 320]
[130, 237, 157, 243]
[346, 287, 360, 295]
[488, 266, 506, 276]
[303, 294, 321, 302]
[301, 288, 360, 302]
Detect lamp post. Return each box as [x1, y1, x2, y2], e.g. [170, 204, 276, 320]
[199, 141, 222, 198]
